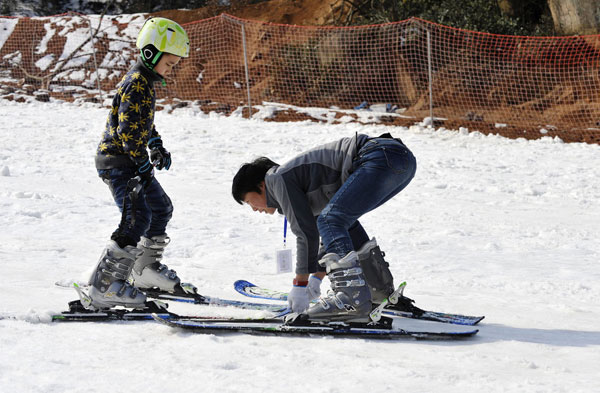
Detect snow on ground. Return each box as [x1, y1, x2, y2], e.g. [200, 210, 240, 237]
[0, 99, 599, 393]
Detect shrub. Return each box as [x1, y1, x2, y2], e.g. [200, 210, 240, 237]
[349, 0, 555, 36]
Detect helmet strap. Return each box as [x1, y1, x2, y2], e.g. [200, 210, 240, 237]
[140, 45, 164, 70]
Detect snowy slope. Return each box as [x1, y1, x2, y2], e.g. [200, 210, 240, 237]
[0, 99, 599, 393]
[1, 1, 213, 17]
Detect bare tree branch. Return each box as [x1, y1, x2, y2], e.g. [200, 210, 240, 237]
[41, 2, 115, 89]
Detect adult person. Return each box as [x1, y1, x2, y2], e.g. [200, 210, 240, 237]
[232, 133, 417, 321]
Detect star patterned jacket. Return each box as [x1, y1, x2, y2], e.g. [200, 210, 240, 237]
[95, 60, 163, 170]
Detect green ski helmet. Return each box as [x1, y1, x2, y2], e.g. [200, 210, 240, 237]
[136, 17, 190, 70]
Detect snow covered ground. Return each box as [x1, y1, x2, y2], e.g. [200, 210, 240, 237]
[1, 99, 599, 393]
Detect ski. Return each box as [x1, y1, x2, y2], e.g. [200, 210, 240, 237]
[143, 286, 288, 314]
[233, 280, 484, 326]
[56, 280, 290, 314]
[50, 300, 268, 323]
[51, 299, 176, 322]
[152, 314, 479, 340]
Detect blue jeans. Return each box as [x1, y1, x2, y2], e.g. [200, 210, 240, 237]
[98, 167, 173, 246]
[317, 137, 417, 257]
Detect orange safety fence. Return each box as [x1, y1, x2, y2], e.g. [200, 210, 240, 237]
[1, 13, 600, 143]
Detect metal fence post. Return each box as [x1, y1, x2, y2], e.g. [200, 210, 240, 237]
[427, 29, 434, 127]
[87, 16, 103, 102]
[223, 14, 253, 119]
[240, 23, 252, 118]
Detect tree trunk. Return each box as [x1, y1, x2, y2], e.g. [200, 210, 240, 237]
[547, 0, 600, 35]
[497, 0, 515, 17]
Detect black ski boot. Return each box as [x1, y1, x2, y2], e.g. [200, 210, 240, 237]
[356, 238, 395, 304]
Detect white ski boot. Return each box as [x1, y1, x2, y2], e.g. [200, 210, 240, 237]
[88, 241, 147, 309]
[356, 238, 395, 304]
[131, 234, 180, 292]
[303, 251, 372, 322]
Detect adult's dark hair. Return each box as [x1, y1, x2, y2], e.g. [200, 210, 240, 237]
[232, 157, 279, 204]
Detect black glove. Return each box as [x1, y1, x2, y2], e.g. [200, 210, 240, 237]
[135, 158, 154, 189]
[148, 137, 171, 170]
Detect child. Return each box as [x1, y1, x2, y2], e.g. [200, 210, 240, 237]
[232, 133, 417, 321]
[89, 17, 190, 309]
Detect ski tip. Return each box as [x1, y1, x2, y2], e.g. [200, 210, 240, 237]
[464, 315, 485, 325]
[413, 329, 479, 340]
[233, 280, 256, 289]
[451, 329, 479, 338]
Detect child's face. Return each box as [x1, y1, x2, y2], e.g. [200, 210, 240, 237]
[154, 53, 181, 77]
